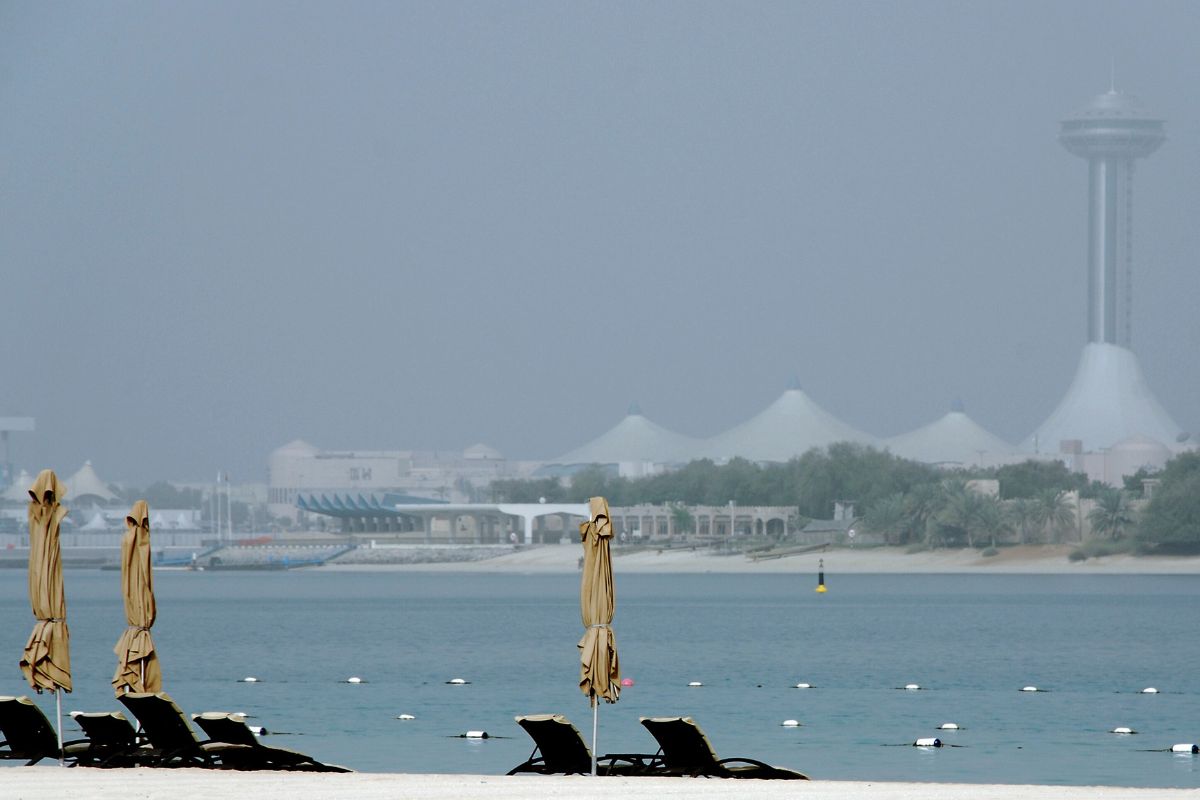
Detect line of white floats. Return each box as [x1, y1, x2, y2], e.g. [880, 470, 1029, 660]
[390, 710, 1196, 755]
[234, 675, 1192, 753]
[778, 724, 1195, 755]
[239, 676, 1166, 694]
[430, 726, 1200, 754]
[239, 676, 474, 684]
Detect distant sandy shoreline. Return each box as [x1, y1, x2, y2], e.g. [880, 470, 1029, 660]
[322, 543, 1200, 576]
[2, 770, 1195, 799]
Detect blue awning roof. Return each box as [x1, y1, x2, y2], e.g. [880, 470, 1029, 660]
[295, 491, 445, 517]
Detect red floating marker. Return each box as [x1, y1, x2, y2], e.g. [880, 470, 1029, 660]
[620, 678, 634, 687]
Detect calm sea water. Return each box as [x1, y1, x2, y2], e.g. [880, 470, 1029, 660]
[1, 568, 1198, 787]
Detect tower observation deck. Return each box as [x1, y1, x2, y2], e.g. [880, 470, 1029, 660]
[1059, 90, 1164, 346]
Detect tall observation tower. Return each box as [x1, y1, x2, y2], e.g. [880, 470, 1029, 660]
[1024, 90, 1182, 454]
[1058, 90, 1164, 346]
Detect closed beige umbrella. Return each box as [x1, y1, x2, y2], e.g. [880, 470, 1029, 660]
[578, 496, 620, 775]
[113, 500, 161, 695]
[20, 469, 71, 763]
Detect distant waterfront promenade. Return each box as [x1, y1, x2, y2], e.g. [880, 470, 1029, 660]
[3, 539, 1200, 574]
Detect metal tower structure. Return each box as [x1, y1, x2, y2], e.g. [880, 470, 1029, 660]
[1059, 89, 1164, 347]
[1024, 89, 1182, 454]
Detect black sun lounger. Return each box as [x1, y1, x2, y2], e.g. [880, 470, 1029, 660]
[118, 691, 257, 768]
[192, 712, 350, 772]
[639, 716, 807, 779]
[69, 710, 153, 767]
[0, 695, 90, 766]
[508, 714, 651, 776]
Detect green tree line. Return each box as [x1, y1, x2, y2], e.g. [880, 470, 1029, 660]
[491, 445, 1200, 552]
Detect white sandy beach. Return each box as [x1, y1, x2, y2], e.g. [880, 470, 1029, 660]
[325, 543, 1200, 575]
[3, 770, 1199, 800]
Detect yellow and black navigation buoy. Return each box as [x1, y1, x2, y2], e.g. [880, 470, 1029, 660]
[815, 558, 827, 593]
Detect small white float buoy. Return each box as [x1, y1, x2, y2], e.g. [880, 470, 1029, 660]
[1171, 744, 1199, 754]
[1020, 686, 1040, 692]
[904, 684, 921, 691]
[688, 681, 703, 687]
[938, 723, 960, 731]
[1141, 687, 1160, 694]
[1111, 727, 1136, 735]
[397, 714, 416, 721]
[446, 678, 470, 685]
[914, 737, 943, 748]
[464, 730, 489, 739]
[781, 719, 801, 727]
[239, 676, 260, 683]
[345, 676, 364, 684]
[793, 683, 812, 689]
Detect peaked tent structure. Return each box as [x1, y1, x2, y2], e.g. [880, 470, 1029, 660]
[2, 469, 33, 503]
[552, 404, 700, 466]
[64, 461, 118, 505]
[1022, 343, 1184, 454]
[886, 402, 1017, 466]
[79, 512, 110, 531]
[701, 386, 875, 463]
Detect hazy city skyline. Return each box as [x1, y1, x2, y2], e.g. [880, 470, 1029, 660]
[2, 2, 1197, 485]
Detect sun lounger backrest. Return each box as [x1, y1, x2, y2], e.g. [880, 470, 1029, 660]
[639, 717, 721, 772]
[193, 712, 259, 746]
[119, 692, 200, 749]
[0, 695, 58, 757]
[70, 711, 138, 747]
[516, 714, 592, 774]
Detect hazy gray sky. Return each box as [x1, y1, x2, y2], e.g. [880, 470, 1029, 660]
[2, 1, 1197, 486]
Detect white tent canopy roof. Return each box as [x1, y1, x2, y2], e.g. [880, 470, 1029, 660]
[552, 405, 700, 465]
[272, 439, 319, 457]
[65, 460, 119, 503]
[2, 469, 33, 502]
[1023, 343, 1184, 453]
[886, 407, 1016, 466]
[80, 511, 110, 530]
[700, 387, 875, 463]
[463, 443, 503, 460]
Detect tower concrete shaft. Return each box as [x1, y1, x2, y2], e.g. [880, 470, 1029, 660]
[1083, 156, 1133, 344]
[1059, 90, 1164, 347]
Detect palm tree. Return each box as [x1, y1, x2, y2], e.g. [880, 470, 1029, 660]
[977, 494, 1012, 548]
[905, 483, 947, 547]
[939, 483, 982, 547]
[1088, 489, 1135, 541]
[1035, 490, 1077, 544]
[1007, 498, 1039, 545]
[864, 493, 909, 544]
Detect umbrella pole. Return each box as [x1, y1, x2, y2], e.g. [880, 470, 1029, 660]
[55, 688, 64, 766]
[591, 693, 598, 776]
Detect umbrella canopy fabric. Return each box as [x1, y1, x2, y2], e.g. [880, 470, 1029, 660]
[20, 470, 72, 693]
[113, 500, 160, 695]
[578, 496, 619, 704]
